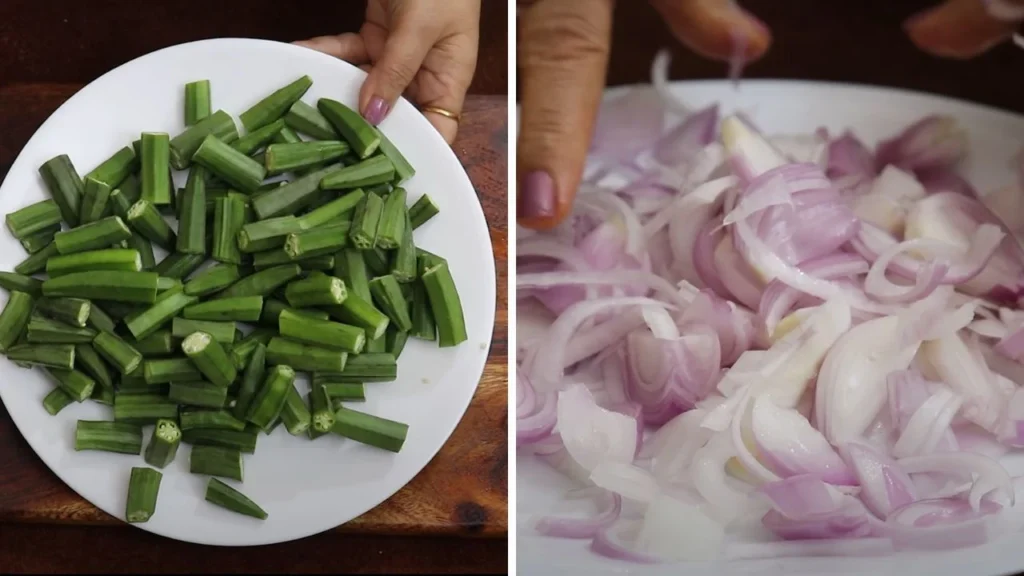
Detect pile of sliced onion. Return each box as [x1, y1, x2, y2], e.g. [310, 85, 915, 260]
[518, 49, 1024, 564]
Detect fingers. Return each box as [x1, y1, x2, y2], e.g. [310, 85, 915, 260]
[905, 0, 1024, 58]
[293, 34, 369, 64]
[423, 110, 460, 145]
[358, 16, 438, 126]
[650, 0, 772, 61]
[517, 0, 615, 230]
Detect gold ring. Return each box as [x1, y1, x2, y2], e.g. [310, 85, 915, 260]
[421, 106, 461, 122]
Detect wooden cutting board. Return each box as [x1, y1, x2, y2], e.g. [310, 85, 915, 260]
[0, 84, 508, 536]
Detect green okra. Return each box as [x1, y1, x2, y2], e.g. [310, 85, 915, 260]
[205, 477, 267, 519]
[140, 132, 171, 206]
[245, 363, 295, 429]
[113, 392, 179, 423]
[240, 76, 313, 132]
[284, 221, 350, 259]
[318, 353, 397, 383]
[185, 80, 211, 126]
[189, 445, 244, 481]
[376, 131, 415, 183]
[319, 155, 395, 191]
[53, 216, 132, 255]
[46, 248, 142, 277]
[408, 194, 439, 229]
[15, 243, 59, 276]
[20, 224, 61, 254]
[325, 293, 389, 340]
[183, 428, 258, 454]
[237, 216, 303, 253]
[86, 146, 138, 189]
[25, 313, 96, 344]
[421, 261, 467, 347]
[169, 109, 239, 170]
[181, 331, 237, 387]
[317, 98, 381, 159]
[390, 213, 416, 282]
[180, 409, 246, 432]
[127, 199, 176, 250]
[283, 274, 346, 308]
[347, 192, 383, 250]
[46, 367, 96, 402]
[75, 420, 142, 454]
[320, 381, 366, 401]
[75, 343, 114, 395]
[278, 309, 364, 353]
[192, 135, 267, 194]
[332, 406, 408, 452]
[183, 296, 263, 322]
[123, 287, 199, 340]
[285, 99, 339, 141]
[264, 140, 349, 175]
[168, 380, 229, 408]
[369, 275, 412, 332]
[171, 318, 237, 344]
[0, 272, 43, 298]
[307, 383, 334, 439]
[144, 419, 181, 468]
[152, 252, 206, 279]
[0, 291, 33, 352]
[6, 199, 62, 239]
[274, 125, 302, 144]
[385, 327, 409, 358]
[177, 165, 208, 255]
[296, 190, 364, 230]
[143, 357, 202, 384]
[211, 196, 246, 264]
[233, 340, 266, 421]
[93, 330, 143, 375]
[279, 384, 311, 435]
[215, 264, 301, 299]
[7, 343, 75, 369]
[125, 467, 163, 523]
[43, 387, 75, 415]
[264, 336, 347, 373]
[409, 281, 436, 340]
[39, 154, 84, 227]
[80, 177, 113, 225]
[184, 264, 241, 297]
[232, 118, 286, 156]
[250, 164, 344, 220]
[43, 271, 159, 304]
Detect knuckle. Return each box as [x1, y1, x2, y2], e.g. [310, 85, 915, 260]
[380, 59, 419, 89]
[519, 8, 610, 67]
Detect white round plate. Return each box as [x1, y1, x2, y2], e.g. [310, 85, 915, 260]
[0, 38, 495, 546]
[518, 80, 1024, 576]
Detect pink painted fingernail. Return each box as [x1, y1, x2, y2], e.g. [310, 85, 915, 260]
[364, 97, 389, 126]
[519, 171, 556, 220]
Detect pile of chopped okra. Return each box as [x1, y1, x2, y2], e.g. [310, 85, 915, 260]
[0, 75, 467, 523]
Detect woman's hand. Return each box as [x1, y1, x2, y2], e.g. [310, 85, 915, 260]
[516, 0, 770, 230]
[296, 0, 480, 144]
[516, 0, 1023, 231]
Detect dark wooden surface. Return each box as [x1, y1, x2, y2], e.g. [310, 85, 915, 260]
[0, 0, 508, 96]
[0, 86, 508, 572]
[516, 0, 1022, 112]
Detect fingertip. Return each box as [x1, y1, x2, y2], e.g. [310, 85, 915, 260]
[517, 170, 566, 231]
[903, 0, 1019, 58]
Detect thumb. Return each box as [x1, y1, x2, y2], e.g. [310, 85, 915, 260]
[517, 0, 615, 230]
[905, 0, 1024, 58]
[360, 15, 436, 125]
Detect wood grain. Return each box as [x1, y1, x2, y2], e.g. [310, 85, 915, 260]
[0, 85, 508, 537]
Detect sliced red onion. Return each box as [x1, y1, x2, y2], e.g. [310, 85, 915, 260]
[624, 323, 721, 425]
[750, 395, 856, 485]
[590, 461, 658, 503]
[841, 442, 918, 518]
[556, 384, 639, 472]
[652, 105, 718, 167]
[816, 315, 919, 444]
[897, 452, 1013, 511]
[590, 88, 664, 162]
[590, 521, 661, 564]
[877, 498, 1005, 551]
[721, 115, 789, 181]
[916, 166, 977, 196]
[679, 289, 757, 365]
[920, 333, 1006, 432]
[994, 322, 1024, 360]
[757, 253, 868, 339]
[887, 370, 959, 453]
[692, 215, 734, 300]
[875, 115, 967, 173]
[517, 376, 557, 446]
[535, 488, 622, 539]
[827, 131, 876, 181]
[864, 248, 947, 304]
[714, 236, 764, 310]
[760, 474, 847, 519]
[635, 492, 725, 561]
[762, 498, 872, 540]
